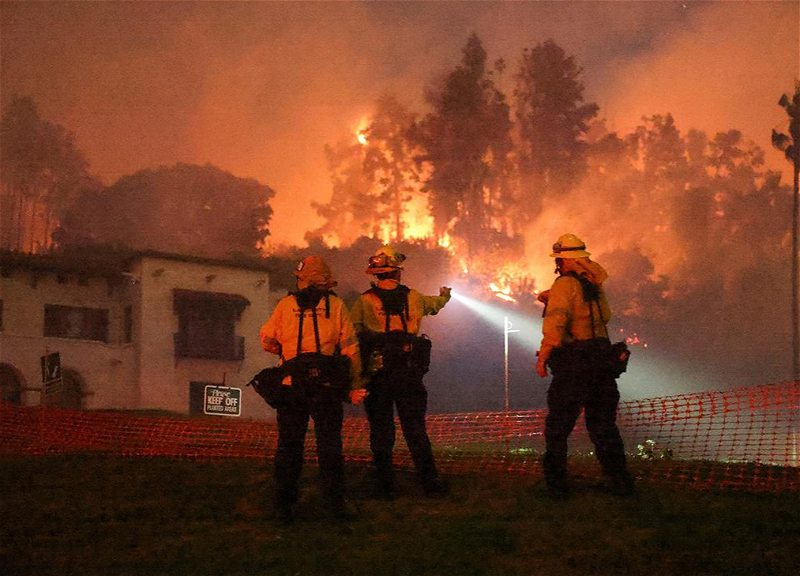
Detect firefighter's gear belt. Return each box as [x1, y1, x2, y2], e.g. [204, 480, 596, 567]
[549, 272, 631, 379]
[250, 289, 350, 408]
[547, 338, 629, 379]
[359, 330, 432, 376]
[286, 353, 350, 399]
[250, 353, 350, 408]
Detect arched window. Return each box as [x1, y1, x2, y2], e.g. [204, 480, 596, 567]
[59, 369, 85, 410]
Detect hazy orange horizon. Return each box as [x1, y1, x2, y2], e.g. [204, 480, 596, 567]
[2, 1, 797, 247]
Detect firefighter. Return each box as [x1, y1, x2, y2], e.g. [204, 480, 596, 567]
[351, 245, 451, 498]
[536, 234, 634, 499]
[260, 255, 367, 523]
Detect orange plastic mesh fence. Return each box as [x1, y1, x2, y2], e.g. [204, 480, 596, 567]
[1, 381, 798, 492]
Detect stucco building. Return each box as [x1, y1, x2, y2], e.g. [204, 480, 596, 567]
[0, 249, 283, 419]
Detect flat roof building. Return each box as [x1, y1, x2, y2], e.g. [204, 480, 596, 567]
[0, 248, 282, 419]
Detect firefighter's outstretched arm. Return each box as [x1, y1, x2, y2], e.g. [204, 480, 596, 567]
[420, 286, 451, 316]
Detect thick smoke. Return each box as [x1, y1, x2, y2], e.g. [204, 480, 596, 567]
[2, 2, 796, 247]
[2, 1, 797, 409]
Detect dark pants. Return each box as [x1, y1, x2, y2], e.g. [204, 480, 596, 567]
[275, 386, 344, 507]
[544, 342, 629, 488]
[364, 369, 439, 489]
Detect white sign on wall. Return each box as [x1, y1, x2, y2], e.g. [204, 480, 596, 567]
[40, 352, 62, 396]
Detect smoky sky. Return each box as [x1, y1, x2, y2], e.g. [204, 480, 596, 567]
[1, 1, 798, 246]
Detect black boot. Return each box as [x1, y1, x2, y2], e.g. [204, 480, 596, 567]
[543, 453, 571, 500]
[422, 475, 449, 498]
[329, 496, 358, 521]
[608, 471, 635, 497]
[274, 498, 297, 525]
[274, 486, 299, 525]
[372, 456, 397, 500]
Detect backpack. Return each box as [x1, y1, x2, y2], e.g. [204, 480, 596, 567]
[358, 285, 432, 376]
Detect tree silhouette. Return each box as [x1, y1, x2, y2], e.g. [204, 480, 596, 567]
[362, 95, 426, 242]
[514, 39, 598, 218]
[58, 163, 274, 258]
[0, 96, 99, 252]
[772, 82, 800, 380]
[310, 139, 378, 247]
[413, 33, 513, 260]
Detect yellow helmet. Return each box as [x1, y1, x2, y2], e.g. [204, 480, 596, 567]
[365, 245, 406, 275]
[294, 255, 337, 289]
[550, 233, 591, 259]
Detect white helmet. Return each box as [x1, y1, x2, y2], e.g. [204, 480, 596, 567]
[550, 233, 591, 259]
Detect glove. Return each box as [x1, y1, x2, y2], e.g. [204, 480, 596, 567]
[537, 290, 550, 305]
[536, 355, 549, 378]
[349, 389, 368, 405]
[439, 286, 452, 298]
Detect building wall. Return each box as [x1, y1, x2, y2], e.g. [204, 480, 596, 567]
[0, 269, 137, 408]
[0, 255, 281, 420]
[134, 256, 279, 420]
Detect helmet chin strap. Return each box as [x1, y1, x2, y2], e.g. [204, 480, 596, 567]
[376, 269, 402, 283]
[555, 258, 581, 276]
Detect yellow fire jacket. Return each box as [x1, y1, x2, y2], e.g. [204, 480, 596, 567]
[539, 268, 612, 362]
[260, 292, 363, 390]
[350, 280, 450, 336]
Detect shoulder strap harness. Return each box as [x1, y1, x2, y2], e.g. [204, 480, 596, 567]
[367, 285, 411, 333]
[566, 271, 606, 340]
[293, 287, 332, 353]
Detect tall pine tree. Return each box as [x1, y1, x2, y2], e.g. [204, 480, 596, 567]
[0, 96, 99, 252]
[514, 39, 598, 219]
[413, 33, 513, 259]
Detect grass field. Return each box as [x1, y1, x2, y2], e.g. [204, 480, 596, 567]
[1, 455, 799, 576]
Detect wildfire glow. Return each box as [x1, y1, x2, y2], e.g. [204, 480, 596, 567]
[353, 116, 370, 146]
[620, 328, 649, 348]
[489, 281, 517, 303]
[373, 188, 434, 244]
[494, 292, 517, 303]
[438, 233, 455, 253]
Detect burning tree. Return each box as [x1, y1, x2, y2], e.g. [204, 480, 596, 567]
[412, 33, 515, 261]
[311, 138, 379, 247]
[363, 95, 432, 243]
[310, 96, 432, 247]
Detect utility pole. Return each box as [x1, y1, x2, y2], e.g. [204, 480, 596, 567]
[503, 317, 520, 454]
[772, 82, 800, 381]
[503, 317, 519, 412]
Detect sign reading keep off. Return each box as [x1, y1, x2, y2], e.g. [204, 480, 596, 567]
[203, 385, 242, 417]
